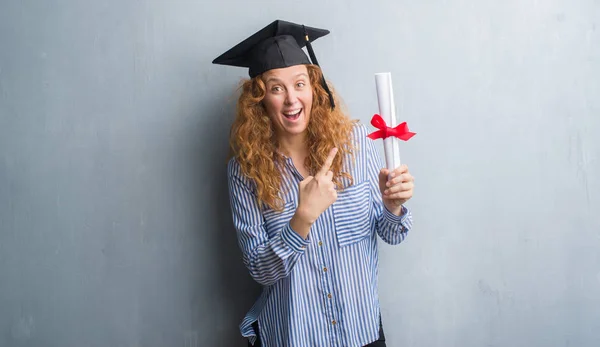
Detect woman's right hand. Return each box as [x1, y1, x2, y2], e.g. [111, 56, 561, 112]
[290, 148, 339, 238]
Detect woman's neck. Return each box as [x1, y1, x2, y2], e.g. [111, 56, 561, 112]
[278, 133, 309, 158]
[277, 133, 312, 178]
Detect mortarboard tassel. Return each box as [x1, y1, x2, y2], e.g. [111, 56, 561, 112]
[303, 25, 336, 110]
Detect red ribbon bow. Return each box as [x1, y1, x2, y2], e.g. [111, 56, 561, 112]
[367, 114, 416, 141]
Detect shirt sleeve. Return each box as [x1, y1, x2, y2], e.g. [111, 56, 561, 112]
[364, 126, 413, 245]
[227, 160, 310, 286]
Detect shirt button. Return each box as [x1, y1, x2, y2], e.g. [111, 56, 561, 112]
[327, 293, 332, 299]
[318, 241, 323, 246]
[332, 320, 337, 325]
[323, 267, 328, 272]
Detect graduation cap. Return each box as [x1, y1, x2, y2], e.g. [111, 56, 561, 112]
[212, 20, 335, 109]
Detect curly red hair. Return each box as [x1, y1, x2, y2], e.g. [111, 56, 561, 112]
[229, 64, 356, 211]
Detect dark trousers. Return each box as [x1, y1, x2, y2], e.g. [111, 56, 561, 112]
[248, 319, 386, 347]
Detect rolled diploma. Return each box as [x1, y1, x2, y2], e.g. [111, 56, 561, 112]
[374, 72, 401, 171]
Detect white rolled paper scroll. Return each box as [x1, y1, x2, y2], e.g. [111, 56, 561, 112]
[374, 72, 402, 170]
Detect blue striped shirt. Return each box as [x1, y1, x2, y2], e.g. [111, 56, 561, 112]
[227, 122, 413, 347]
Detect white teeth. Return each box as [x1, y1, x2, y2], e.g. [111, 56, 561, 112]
[283, 109, 301, 116]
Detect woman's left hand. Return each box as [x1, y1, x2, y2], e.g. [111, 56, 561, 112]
[378, 164, 414, 215]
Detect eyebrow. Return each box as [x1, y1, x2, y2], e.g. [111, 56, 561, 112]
[265, 73, 309, 84]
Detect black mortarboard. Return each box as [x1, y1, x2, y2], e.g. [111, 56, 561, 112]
[212, 20, 335, 109]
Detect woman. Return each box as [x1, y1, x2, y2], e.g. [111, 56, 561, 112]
[213, 20, 415, 347]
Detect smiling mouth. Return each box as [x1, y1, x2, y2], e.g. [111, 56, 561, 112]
[282, 109, 302, 120]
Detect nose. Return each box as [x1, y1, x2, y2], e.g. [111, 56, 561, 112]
[284, 89, 298, 105]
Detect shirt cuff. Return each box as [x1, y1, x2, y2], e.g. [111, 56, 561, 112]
[383, 204, 410, 225]
[281, 223, 311, 252]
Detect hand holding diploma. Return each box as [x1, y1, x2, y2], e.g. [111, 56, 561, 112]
[368, 73, 416, 215]
[378, 164, 414, 215]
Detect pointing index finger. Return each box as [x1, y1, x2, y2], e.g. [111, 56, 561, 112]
[316, 147, 338, 177]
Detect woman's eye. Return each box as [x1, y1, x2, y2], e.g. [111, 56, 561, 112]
[296, 82, 305, 88]
[271, 86, 282, 92]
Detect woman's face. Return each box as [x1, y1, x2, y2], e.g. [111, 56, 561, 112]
[261, 65, 313, 139]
